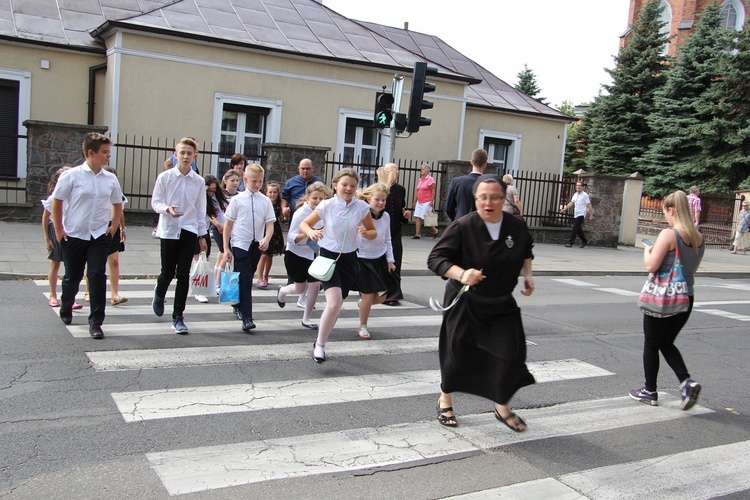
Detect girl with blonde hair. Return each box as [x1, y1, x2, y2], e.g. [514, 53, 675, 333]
[630, 190, 705, 411]
[354, 182, 396, 339]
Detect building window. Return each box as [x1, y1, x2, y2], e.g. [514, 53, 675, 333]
[218, 105, 268, 177]
[343, 118, 380, 165]
[484, 138, 511, 173]
[720, 0, 745, 30]
[659, 0, 672, 54]
[211, 94, 281, 176]
[0, 79, 20, 178]
[479, 129, 521, 174]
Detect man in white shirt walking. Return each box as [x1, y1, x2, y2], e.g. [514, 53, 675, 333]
[51, 132, 124, 339]
[151, 137, 207, 334]
[561, 181, 594, 248]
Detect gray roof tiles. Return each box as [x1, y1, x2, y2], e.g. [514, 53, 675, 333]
[0, 0, 568, 119]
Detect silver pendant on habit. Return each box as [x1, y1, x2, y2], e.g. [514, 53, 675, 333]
[505, 236, 514, 248]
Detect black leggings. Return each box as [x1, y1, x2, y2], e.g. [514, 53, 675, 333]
[641, 296, 693, 392]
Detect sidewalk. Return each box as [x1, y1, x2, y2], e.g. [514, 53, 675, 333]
[1, 221, 747, 279]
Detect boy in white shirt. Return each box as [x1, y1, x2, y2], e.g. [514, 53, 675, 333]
[51, 132, 124, 339]
[223, 164, 275, 331]
[151, 138, 207, 334]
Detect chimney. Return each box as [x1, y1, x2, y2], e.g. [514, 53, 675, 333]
[404, 22, 409, 30]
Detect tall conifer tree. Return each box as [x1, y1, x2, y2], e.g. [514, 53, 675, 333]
[695, 22, 750, 191]
[639, 3, 731, 196]
[585, 0, 670, 177]
[515, 64, 547, 104]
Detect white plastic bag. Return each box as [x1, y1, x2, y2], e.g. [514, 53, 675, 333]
[189, 252, 215, 297]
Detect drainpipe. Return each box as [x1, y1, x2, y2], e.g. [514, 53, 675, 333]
[88, 63, 107, 125]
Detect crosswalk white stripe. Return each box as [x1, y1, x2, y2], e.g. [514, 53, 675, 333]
[444, 477, 580, 499]
[457, 440, 750, 500]
[693, 308, 750, 321]
[112, 360, 614, 422]
[86, 301, 424, 316]
[694, 300, 750, 306]
[64, 314, 443, 337]
[558, 439, 750, 500]
[148, 422, 479, 496]
[552, 279, 597, 287]
[88, 338, 439, 371]
[146, 394, 710, 495]
[593, 287, 640, 297]
[552, 279, 640, 297]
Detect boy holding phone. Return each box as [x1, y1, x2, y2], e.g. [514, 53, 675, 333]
[151, 137, 207, 334]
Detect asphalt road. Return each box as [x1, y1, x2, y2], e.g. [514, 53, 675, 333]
[1, 275, 748, 499]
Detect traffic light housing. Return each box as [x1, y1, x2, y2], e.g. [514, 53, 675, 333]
[406, 62, 437, 133]
[373, 92, 394, 129]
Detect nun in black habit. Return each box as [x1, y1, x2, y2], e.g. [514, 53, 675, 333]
[427, 174, 536, 432]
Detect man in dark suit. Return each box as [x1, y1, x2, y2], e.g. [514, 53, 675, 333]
[445, 148, 488, 221]
[379, 163, 411, 305]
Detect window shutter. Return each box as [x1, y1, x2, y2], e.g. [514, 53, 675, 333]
[0, 79, 20, 178]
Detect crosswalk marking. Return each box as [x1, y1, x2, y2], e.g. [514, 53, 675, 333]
[148, 422, 479, 496]
[88, 338, 440, 371]
[450, 440, 750, 500]
[145, 394, 710, 495]
[83, 300, 424, 316]
[552, 279, 639, 297]
[552, 279, 597, 287]
[692, 308, 750, 321]
[112, 360, 614, 422]
[64, 314, 443, 337]
[593, 287, 640, 297]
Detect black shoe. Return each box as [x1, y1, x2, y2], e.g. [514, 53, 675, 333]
[276, 286, 285, 308]
[152, 287, 165, 317]
[564, 243, 573, 248]
[312, 342, 326, 363]
[233, 305, 243, 320]
[432, 231, 440, 239]
[60, 310, 72, 325]
[383, 300, 400, 306]
[89, 324, 104, 339]
[301, 321, 318, 330]
[410, 235, 421, 239]
[242, 318, 256, 332]
[580, 242, 588, 248]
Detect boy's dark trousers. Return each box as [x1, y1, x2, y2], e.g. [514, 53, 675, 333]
[233, 242, 262, 321]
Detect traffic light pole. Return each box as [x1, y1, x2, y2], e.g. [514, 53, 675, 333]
[382, 75, 404, 165]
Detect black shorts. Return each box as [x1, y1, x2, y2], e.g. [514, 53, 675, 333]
[284, 250, 318, 283]
[108, 228, 124, 255]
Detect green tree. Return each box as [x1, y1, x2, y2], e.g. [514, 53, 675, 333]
[585, 0, 671, 177]
[694, 22, 750, 192]
[638, 3, 732, 196]
[515, 64, 547, 104]
[557, 100, 576, 117]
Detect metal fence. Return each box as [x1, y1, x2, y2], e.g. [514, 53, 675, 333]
[512, 170, 578, 228]
[112, 135, 264, 211]
[639, 193, 743, 248]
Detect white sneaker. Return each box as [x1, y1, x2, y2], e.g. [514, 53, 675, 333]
[151, 229, 158, 238]
[357, 325, 371, 340]
[195, 294, 209, 303]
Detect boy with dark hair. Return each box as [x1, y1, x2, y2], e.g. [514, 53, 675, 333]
[151, 137, 208, 334]
[51, 132, 124, 339]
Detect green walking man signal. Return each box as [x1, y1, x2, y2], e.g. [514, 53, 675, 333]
[373, 92, 394, 129]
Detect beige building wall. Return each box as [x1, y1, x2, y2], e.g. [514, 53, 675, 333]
[0, 44, 103, 124]
[462, 108, 568, 174]
[110, 32, 466, 163]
